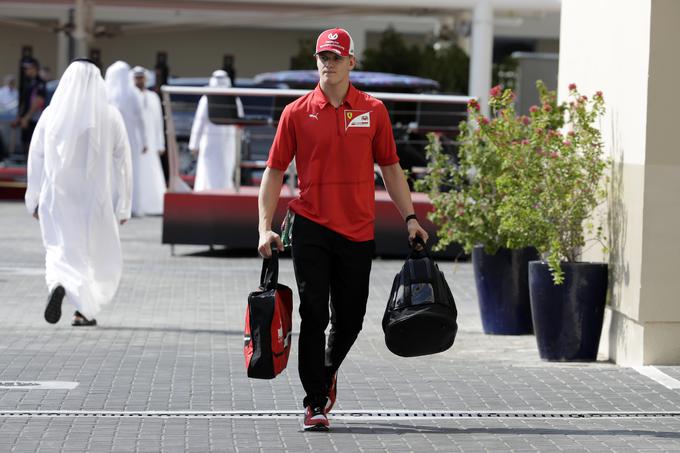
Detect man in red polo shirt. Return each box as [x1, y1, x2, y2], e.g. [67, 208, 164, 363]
[257, 27, 428, 431]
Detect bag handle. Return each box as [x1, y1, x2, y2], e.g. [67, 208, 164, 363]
[408, 236, 430, 259]
[401, 236, 428, 290]
[259, 244, 279, 290]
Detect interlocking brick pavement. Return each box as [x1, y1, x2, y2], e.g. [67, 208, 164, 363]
[1, 201, 680, 452]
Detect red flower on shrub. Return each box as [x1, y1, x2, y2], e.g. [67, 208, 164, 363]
[468, 99, 480, 111]
[568, 83, 577, 91]
[521, 116, 530, 125]
[543, 103, 552, 112]
[529, 105, 539, 113]
[489, 85, 502, 98]
[479, 117, 490, 125]
[595, 91, 604, 100]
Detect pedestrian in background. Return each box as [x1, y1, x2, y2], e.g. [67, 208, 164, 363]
[0, 74, 19, 160]
[0, 75, 18, 113]
[132, 65, 166, 215]
[189, 69, 243, 191]
[25, 59, 132, 327]
[105, 60, 147, 216]
[12, 58, 45, 160]
[257, 27, 428, 431]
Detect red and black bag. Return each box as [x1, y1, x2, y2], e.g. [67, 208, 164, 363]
[244, 249, 293, 379]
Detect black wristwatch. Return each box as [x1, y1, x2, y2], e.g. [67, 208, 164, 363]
[405, 214, 418, 223]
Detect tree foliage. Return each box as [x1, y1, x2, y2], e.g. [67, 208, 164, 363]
[417, 82, 609, 284]
[360, 27, 469, 94]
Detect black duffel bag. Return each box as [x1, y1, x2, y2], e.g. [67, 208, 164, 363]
[382, 238, 458, 357]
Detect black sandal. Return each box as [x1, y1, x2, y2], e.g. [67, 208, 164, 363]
[45, 285, 65, 324]
[72, 311, 97, 327]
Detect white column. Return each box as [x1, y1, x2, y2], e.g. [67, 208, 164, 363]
[56, 13, 70, 77]
[73, 0, 94, 59]
[349, 26, 367, 62]
[468, 0, 494, 116]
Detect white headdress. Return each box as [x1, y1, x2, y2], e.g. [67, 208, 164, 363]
[105, 61, 137, 106]
[45, 60, 107, 162]
[209, 70, 232, 88]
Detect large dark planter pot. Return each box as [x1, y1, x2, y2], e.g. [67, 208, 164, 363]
[472, 245, 539, 335]
[529, 261, 608, 361]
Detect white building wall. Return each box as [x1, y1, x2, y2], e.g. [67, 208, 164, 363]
[560, 0, 680, 365]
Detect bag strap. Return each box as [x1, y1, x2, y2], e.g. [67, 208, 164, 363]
[259, 246, 279, 290]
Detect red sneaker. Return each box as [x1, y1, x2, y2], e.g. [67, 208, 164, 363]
[325, 372, 337, 414]
[303, 406, 329, 432]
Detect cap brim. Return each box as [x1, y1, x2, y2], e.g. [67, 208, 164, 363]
[314, 49, 348, 57]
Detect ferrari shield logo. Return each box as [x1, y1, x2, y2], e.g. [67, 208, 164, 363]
[345, 110, 371, 129]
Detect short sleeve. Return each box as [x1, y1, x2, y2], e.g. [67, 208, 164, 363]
[372, 102, 399, 166]
[266, 104, 296, 171]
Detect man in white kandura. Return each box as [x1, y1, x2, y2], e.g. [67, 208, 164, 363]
[189, 70, 243, 191]
[132, 65, 165, 215]
[25, 59, 132, 327]
[105, 60, 147, 216]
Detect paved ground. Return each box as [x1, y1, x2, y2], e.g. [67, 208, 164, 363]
[1, 200, 679, 452]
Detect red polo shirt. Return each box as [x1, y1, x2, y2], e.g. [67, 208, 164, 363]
[266, 83, 399, 242]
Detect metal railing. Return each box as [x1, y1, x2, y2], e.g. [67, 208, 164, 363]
[160, 85, 472, 193]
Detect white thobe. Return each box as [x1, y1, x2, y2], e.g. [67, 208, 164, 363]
[189, 95, 241, 191]
[111, 91, 146, 216]
[136, 89, 166, 215]
[25, 105, 133, 319]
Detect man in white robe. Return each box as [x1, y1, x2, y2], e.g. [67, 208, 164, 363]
[25, 59, 132, 326]
[189, 70, 243, 191]
[105, 61, 147, 216]
[132, 65, 165, 215]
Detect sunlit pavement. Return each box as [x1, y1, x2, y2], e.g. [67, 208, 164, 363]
[1, 201, 679, 452]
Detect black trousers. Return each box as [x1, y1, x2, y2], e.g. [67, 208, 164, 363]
[291, 214, 374, 408]
[20, 121, 37, 157]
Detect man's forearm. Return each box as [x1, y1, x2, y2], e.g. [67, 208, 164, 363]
[381, 163, 415, 219]
[23, 97, 45, 121]
[258, 167, 284, 233]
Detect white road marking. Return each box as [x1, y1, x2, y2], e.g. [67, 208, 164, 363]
[0, 381, 79, 390]
[0, 266, 44, 276]
[633, 366, 680, 389]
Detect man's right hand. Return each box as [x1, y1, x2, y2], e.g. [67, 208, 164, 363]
[258, 230, 284, 258]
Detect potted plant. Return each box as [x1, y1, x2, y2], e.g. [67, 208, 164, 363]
[416, 88, 539, 336]
[495, 81, 610, 361]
